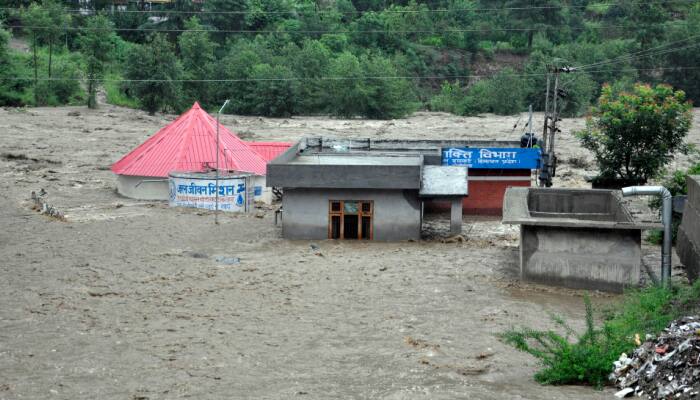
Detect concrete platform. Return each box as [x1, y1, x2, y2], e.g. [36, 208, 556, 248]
[503, 187, 661, 292]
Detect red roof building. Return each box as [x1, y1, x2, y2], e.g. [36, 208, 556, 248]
[247, 142, 293, 162]
[112, 102, 267, 178]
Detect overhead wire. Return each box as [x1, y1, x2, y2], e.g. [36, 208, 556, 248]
[0, 0, 695, 16]
[574, 34, 700, 71]
[6, 24, 628, 34]
[5, 66, 700, 83]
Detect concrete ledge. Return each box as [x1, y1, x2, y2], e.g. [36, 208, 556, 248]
[678, 227, 700, 282]
[502, 187, 662, 230]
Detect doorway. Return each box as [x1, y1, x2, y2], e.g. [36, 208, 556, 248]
[328, 200, 373, 240]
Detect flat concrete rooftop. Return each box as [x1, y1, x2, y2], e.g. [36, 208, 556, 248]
[267, 136, 524, 190]
[289, 154, 422, 166]
[502, 187, 662, 230]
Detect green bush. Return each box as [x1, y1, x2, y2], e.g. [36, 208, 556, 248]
[500, 282, 700, 387]
[104, 72, 138, 108]
[429, 81, 463, 114]
[578, 83, 693, 182]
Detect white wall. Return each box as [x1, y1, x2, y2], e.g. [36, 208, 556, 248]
[116, 175, 169, 200]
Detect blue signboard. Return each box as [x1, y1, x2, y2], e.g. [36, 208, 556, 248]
[442, 147, 541, 169]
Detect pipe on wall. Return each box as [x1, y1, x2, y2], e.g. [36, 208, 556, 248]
[621, 186, 672, 287]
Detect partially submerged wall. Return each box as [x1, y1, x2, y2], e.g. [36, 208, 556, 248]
[116, 175, 169, 200]
[678, 175, 700, 282]
[503, 187, 654, 292]
[117, 174, 273, 204]
[520, 225, 641, 292]
[282, 188, 421, 241]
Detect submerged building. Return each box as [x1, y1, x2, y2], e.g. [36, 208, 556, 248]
[111, 102, 290, 204]
[267, 137, 540, 241]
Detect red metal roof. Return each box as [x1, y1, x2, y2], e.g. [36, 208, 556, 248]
[111, 102, 268, 177]
[246, 141, 293, 162]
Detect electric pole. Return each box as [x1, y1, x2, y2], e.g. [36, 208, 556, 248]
[539, 66, 575, 187]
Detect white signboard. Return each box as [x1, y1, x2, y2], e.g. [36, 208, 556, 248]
[169, 176, 247, 212]
[420, 165, 468, 196]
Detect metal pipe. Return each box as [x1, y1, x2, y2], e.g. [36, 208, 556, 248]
[215, 99, 230, 225]
[621, 186, 673, 287]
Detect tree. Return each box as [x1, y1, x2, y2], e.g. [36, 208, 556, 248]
[0, 24, 31, 106]
[577, 83, 693, 183]
[291, 39, 331, 113]
[78, 15, 117, 108]
[246, 63, 298, 117]
[178, 17, 217, 107]
[203, 0, 247, 32]
[324, 52, 366, 118]
[505, 0, 564, 49]
[22, 0, 70, 104]
[360, 53, 417, 119]
[124, 34, 182, 115]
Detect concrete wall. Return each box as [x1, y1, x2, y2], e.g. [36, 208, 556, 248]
[520, 225, 641, 292]
[678, 175, 700, 281]
[117, 174, 274, 204]
[282, 188, 421, 241]
[252, 175, 273, 204]
[116, 175, 169, 200]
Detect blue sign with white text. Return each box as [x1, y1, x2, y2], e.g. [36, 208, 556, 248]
[442, 147, 541, 169]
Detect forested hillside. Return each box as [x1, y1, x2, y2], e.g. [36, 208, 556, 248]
[0, 0, 698, 118]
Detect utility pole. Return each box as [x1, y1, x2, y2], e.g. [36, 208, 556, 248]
[215, 99, 230, 225]
[539, 66, 575, 187]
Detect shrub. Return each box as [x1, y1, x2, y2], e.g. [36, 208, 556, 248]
[500, 281, 700, 387]
[577, 83, 693, 182]
[429, 81, 464, 114]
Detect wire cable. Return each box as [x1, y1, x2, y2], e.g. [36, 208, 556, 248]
[5, 66, 700, 83]
[1, 0, 696, 16]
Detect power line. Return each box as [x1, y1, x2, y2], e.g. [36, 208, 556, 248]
[5, 66, 700, 83]
[1, 0, 695, 16]
[6, 23, 629, 34]
[575, 34, 700, 70]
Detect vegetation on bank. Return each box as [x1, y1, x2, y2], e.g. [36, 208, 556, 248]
[0, 0, 699, 117]
[500, 281, 700, 388]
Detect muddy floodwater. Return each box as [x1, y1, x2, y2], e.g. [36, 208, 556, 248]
[1, 105, 698, 399]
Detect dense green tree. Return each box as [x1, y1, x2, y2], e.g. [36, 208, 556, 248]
[663, 4, 700, 103]
[78, 15, 117, 108]
[577, 83, 693, 182]
[178, 17, 217, 106]
[0, 24, 31, 106]
[22, 0, 70, 104]
[246, 63, 298, 117]
[505, 0, 565, 49]
[325, 52, 366, 117]
[360, 53, 417, 119]
[291, 39, 331, 112]
[124, 34, 182, 114]
[202, 0, 247, 32]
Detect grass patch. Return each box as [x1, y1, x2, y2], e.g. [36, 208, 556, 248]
[104, 72, 139, 108]
[499, 282, 700, 388]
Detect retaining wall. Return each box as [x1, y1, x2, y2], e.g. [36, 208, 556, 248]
[678, 175, 700, 281]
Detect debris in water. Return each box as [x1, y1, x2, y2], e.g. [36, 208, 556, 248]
[611, 316, 700, 399]
[215, 256, 241, 265]
[182, 251, 208, 259]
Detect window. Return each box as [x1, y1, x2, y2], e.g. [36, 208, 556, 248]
[329, 200, 373, 240]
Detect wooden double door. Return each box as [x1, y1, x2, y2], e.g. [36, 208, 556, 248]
[328, 200, 373, 240]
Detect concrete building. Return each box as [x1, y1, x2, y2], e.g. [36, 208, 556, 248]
[267, 137, 534, 241]
[678, 175, 700, 282]
[502, 187, 661, 292]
